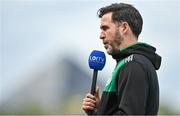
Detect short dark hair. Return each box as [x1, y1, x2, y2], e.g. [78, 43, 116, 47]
[97, 3, 143, 38]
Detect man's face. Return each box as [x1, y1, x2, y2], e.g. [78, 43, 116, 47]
[100, 12, 123, 55]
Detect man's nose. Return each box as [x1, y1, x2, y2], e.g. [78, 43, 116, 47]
[100, 31, 105, 40]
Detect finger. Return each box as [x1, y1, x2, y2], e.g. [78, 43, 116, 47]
[95, 86, 99, 94]
[82, 105, 94, 111]
[95, 86, 100, 98]
[83, 97, 96, 104]
[83, 99, 96, 107]
[86, 93, 95, 100]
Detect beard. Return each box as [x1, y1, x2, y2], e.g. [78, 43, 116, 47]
[106, 30, 123, 55]
[106, 45, 113, 55]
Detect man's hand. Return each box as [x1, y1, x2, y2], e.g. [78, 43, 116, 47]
[82, 87, 100, 114]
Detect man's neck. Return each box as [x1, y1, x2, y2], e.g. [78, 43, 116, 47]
[119, 37, 138, 49]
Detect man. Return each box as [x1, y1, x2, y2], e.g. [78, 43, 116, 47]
[82, 3, 161, 115]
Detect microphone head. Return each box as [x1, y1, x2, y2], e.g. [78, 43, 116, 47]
[88, 50, 106, 70]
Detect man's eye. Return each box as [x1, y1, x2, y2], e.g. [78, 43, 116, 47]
[101, 26, 109, 31]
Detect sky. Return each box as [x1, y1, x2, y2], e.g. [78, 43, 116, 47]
[0, 0, 180, 113]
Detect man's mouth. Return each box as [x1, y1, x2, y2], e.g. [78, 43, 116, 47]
[102, 41, 109, 49]
[104, 44, 109, 49]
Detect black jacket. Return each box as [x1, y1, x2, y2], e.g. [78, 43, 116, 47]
[97, 42, 161, 115]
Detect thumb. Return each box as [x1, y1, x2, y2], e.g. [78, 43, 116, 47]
[95, 86, 100, 98]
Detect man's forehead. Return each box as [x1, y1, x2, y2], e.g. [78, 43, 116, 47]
[100, 12, 113, 23]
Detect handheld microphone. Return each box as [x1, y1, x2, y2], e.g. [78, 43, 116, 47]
[88, 50, 106, 115]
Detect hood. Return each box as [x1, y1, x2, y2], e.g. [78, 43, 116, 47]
[112, 42, 161, 70]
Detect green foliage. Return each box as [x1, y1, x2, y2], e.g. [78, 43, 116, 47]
[0, 103, 43, 115]
[0, 95, 179, 115]
[58, 95, 85, 115]
[158, 105, 178, 115]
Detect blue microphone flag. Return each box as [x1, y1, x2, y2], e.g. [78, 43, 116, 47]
[88, 50, 106, 70]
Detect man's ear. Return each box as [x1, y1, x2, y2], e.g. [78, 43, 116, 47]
[119, 22, 129, 35]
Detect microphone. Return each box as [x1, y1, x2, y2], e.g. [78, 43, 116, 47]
[88, 50, 106, 115]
